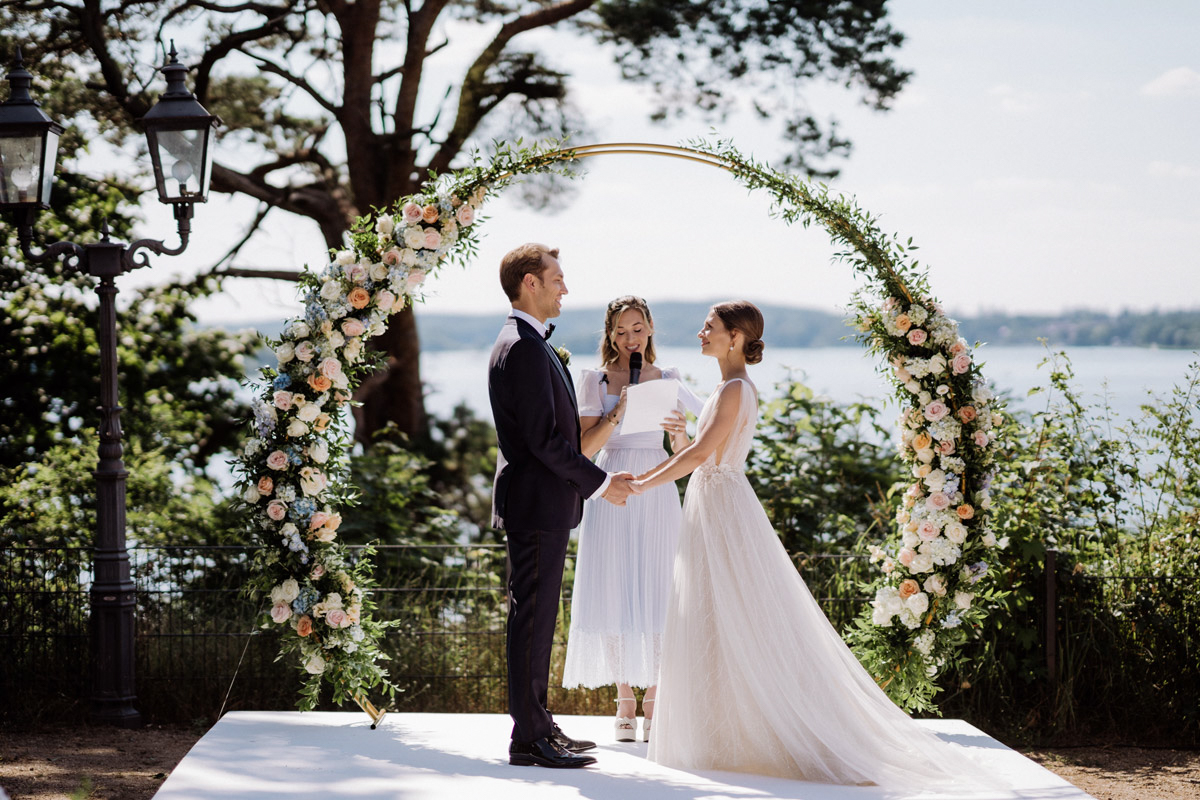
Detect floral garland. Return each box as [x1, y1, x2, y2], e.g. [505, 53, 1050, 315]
[235, 137, 1003, 713]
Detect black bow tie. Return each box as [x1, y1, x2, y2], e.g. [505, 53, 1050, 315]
[544, 323, 555, 340]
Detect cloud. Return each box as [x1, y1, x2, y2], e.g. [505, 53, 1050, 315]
[1148, 160, 1200, 178]
[1140, 67, 1200, 97]
[988, 84, 1038, 114]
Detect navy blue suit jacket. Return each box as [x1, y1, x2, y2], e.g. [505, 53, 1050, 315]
[488, 316, 606, 530]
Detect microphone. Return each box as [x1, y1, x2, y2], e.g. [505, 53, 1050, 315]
[629, 352, 642, 386]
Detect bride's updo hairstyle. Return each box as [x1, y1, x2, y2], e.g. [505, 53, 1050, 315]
[600, 295, 658, 367]
[712, 300, 765, 365]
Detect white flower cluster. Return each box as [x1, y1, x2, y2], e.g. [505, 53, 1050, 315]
[867, 298, 1009, 642]
[238, 184, 487, 666]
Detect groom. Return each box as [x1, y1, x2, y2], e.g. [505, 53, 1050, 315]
[489, 243, 635, 768]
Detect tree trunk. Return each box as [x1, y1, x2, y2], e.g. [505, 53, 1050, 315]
[352, 305, 427, 445]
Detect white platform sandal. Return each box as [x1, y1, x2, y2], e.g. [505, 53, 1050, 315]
[615, 697, 637, 742]
[641, 697, 654, 742]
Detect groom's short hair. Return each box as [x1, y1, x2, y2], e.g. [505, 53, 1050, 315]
[500, 243, 559, 301]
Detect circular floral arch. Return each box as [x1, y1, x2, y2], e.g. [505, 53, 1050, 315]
[235, 138, 1004, 721]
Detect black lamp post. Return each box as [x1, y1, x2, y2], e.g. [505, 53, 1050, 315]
[0, 45, 219, 726]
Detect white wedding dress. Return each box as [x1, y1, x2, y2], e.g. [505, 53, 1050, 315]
[649, 378, 1004, 791]
[563, 367, 705, 689]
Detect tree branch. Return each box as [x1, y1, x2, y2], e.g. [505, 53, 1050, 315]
[241, 50, 341, 115]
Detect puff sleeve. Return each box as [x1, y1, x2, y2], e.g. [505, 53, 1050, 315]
[576, 368, 605, 417]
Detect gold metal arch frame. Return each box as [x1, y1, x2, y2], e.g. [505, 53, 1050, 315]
[551, 141, 735, 171]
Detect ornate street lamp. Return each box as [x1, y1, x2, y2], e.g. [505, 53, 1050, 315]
[0, 44, 220, 727]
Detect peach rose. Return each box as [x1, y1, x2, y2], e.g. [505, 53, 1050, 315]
[266, 500, 288, 521]
[907, 329, 928, 346]
[950, 339, 968, 356]
[256, 476, 274, 495]
[421, 204, 439, 223]
[296, 615, 313, 637]
[309, 511, 329, 531]
[912, 432, 932, 451]
[314, 414, 332, 432]
[341, 318, 366, 337]
[308, 374, 332, 393]
[958, 405, 977, 423]
[898, 547, 915, 567]
[266, 450, 289, 471]
[894, 313, 912, 333]
[347, 287, 371, 309]
[325, 512, 343, 531]
[898, 579, 920, 600]
[956, 504, 975, 520]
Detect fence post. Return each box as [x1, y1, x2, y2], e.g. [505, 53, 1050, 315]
[1044, 548, 1057, 686]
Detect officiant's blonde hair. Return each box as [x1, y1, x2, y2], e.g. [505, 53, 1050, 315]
[600, 295, 658, 367]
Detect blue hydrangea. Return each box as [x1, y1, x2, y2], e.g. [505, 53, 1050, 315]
[289, 497, 316, 522]
[292, 586, 320, 615]
[273, 374, 292, 390]
[285, 446, 304, 466]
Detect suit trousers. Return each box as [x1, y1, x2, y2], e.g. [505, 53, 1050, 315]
[505, 527, 570, 743]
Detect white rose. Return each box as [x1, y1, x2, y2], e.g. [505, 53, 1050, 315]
[997, 536, 1011, 549]
[335, 250, 355, 265]
[905, 380, 921, 394]
[375, 214, 394, 237]
[243, 484, 261, 503]
[369, 262, 389, 282]
[280, 522, 298, 539]
[275, 342, 295, 364]
[309, 439, 329, 464]
[278, 578, 300, 603]
[289, 321, 311, 340]
[287, 419, 309, 437]
[923, 574, 947, 597]
[304, 652, 327, 674]
[327, 331, 345, 350]
[954, 591, 974, 610]
[320, 280, 342, 302]
[344, 339, 363, 363]
[906, 591, 930, 615]
[297, 403, 320, 423]
[944, 521, 968, 544]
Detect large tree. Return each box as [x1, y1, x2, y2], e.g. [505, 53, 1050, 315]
[0, 0, 910, 441]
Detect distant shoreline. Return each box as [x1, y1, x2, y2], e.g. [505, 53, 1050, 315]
[230, 302, 1200, 352]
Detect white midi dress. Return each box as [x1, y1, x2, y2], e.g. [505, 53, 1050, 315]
[562, 366, 705, 689]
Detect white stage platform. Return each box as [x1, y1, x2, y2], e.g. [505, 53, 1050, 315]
[154, 712, 1094, 800]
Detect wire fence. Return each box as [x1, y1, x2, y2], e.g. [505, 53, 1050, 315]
[1, 543, 1196, 736]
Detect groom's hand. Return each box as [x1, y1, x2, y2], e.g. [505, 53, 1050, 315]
[601, 472, 636, 506]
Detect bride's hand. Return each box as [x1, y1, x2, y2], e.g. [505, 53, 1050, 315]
[660, 410, 686, 436]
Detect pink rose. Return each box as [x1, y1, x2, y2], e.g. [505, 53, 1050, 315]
[326, 608, 347, 628]
[926, 492, 951, 511]
[402, 202, 423, 224]
[341, 318, 366, 337]
[952, 353, 972, 374]
[382, 248, 401, 266]
[957, 405, 977, 423]
[950, 339, 968, 356]
[294, 341, 316, 362]
[319, 357, 342, 380]
[309, 511, 329, 531]
[375, 289, 397, 311]
[271, 602, 292, 624]
[917, 520, 940, 540]
[883, 297, 898, 312]
[455, 204, 476, 225]
[266, 500, 287, 521]
[405, 269, 427, 291]
[898, 547, 915, 567]
[923, 401, 949, 422]
[907, 328, 928, 346]
[973, 430, 990, 447]
[273, 390, 293, 411]
[310, 564, 326, 580]
[421, 204, 439, 224]
[422, 228, 442, 249]
[937, 439, 956, 455]
[256, 476, 274, 495]
[266, 450, 289, 471]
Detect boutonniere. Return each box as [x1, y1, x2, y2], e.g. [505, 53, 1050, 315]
[555, 345, 571, 369]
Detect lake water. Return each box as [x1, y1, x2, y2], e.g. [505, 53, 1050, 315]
[422, 345, 1199, 427]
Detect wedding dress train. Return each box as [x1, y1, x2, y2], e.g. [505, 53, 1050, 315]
[649, 378, 1004, 792]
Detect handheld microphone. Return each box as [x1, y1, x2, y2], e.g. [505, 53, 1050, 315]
[629, 352, 642, 386]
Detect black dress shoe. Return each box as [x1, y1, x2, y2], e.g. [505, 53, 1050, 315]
[551, 723, 597, 753]
[509, 736, 597, 768]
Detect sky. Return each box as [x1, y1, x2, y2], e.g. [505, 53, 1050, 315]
[124, 1, 1200, 326]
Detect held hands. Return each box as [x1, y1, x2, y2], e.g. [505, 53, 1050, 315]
[601, 471, 642, 506]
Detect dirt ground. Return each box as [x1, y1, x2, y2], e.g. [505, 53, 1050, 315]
[0, 724, 1198, 800]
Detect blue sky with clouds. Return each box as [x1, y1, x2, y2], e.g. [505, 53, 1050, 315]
[131, 1, 1199, 324]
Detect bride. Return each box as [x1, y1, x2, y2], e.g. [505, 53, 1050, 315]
[631, 301, 1001, 790]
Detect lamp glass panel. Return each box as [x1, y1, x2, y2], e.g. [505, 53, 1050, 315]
[0, 134, 44, 205]
[39, 130, 59, 205]
[156, 127, 203, 201]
